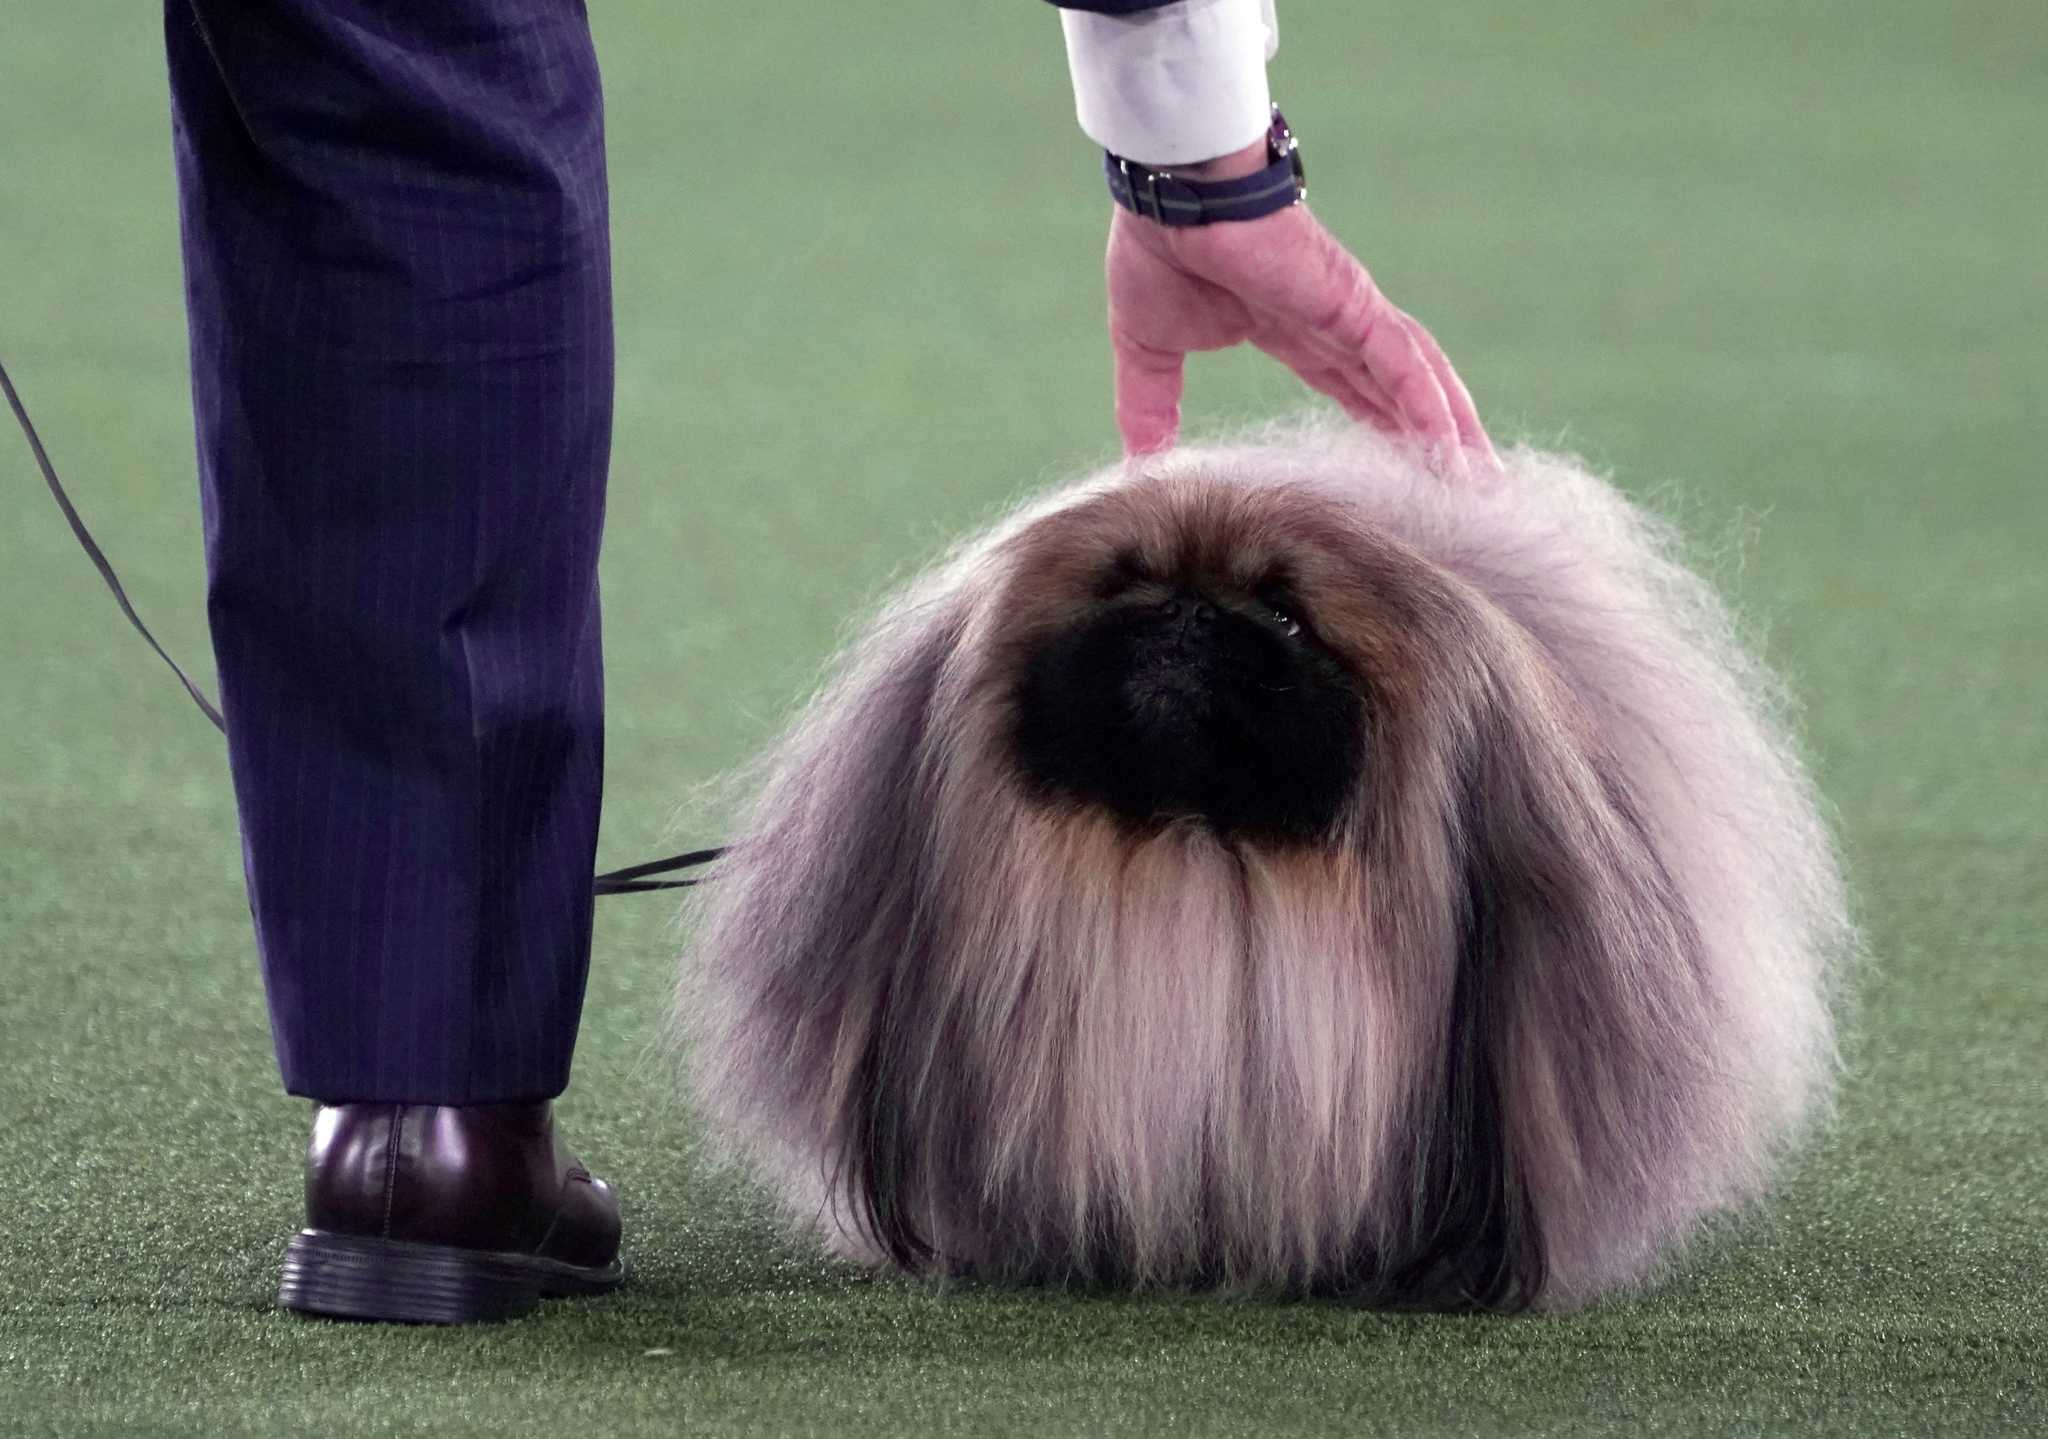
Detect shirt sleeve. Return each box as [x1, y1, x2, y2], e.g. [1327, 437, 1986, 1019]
[1058, 0, 1279, 167]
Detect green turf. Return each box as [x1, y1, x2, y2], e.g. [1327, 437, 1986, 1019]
[3, 2, 2044, 1434]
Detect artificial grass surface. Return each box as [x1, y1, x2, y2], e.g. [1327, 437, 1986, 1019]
[2, 1, 2043, 1434]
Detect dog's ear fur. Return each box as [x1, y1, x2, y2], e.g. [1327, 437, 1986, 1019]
[1435, 665, 1720, 1308]
[681, 587, 973, 1268]
[1373, 790, 1547, 1311]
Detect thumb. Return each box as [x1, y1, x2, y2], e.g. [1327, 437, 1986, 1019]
[1111, 331, 1185, 457]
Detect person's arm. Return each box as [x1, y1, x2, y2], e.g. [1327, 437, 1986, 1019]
[1048, 1, 1496, 474]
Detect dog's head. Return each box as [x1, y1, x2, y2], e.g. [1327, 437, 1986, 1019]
[995, 477, 1378, 844]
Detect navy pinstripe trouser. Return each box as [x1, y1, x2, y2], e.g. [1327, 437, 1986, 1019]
[166, 0, 612, 1102]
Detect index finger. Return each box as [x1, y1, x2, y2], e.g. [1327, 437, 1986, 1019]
[1394, 305, 1498, 467]
[1309, 264, 1465, 475]
[1247, 220, 1468, 475]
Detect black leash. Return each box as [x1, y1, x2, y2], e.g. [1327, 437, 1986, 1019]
[1, 356, 722, 897]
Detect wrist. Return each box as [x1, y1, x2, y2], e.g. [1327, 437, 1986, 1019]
[1175, 137, 1271, 183]
[1103, 106, 1304, 229]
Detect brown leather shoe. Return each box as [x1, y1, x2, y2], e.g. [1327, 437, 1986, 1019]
[277, 1101, 627, 1324]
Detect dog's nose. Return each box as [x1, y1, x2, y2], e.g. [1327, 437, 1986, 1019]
[1159, 593, 1218, 626]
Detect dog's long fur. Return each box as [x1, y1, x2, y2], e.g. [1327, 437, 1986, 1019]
[676, 425, 1853, 1312]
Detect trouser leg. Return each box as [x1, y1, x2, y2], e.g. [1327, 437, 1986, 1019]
[165, 0, 612, 1103]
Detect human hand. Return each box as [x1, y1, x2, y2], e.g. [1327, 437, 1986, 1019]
[1104, 182, 1497, 476]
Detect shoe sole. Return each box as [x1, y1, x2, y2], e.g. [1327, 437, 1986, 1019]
[277, 1229, 628, 1325]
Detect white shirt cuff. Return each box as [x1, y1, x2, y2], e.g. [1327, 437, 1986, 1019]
[1060, 0, 1279, 167]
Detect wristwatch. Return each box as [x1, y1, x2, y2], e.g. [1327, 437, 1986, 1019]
[1104, 104, 1305, 227]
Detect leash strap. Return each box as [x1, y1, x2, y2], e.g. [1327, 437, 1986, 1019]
[4, 356, 228, 733]
[592, 846, 730, 895]
[2, 354, 723, 897]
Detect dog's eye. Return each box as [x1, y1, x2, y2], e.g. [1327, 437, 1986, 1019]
[1256, 582, 1306, 638]
[1097, 547, 1150, 597]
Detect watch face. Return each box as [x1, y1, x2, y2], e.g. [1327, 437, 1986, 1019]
[1268, 108, 1304, 192]
[1267, 107, 1293, 156]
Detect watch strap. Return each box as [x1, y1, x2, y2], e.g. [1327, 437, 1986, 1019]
[1103, 106, 1305, 227]
[1104, 151, 1303, 226]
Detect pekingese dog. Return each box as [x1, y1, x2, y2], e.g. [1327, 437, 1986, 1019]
[676, 424, 1853, 1312]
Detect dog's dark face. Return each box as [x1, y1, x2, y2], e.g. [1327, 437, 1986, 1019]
[1008, 539, 1369, 844]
